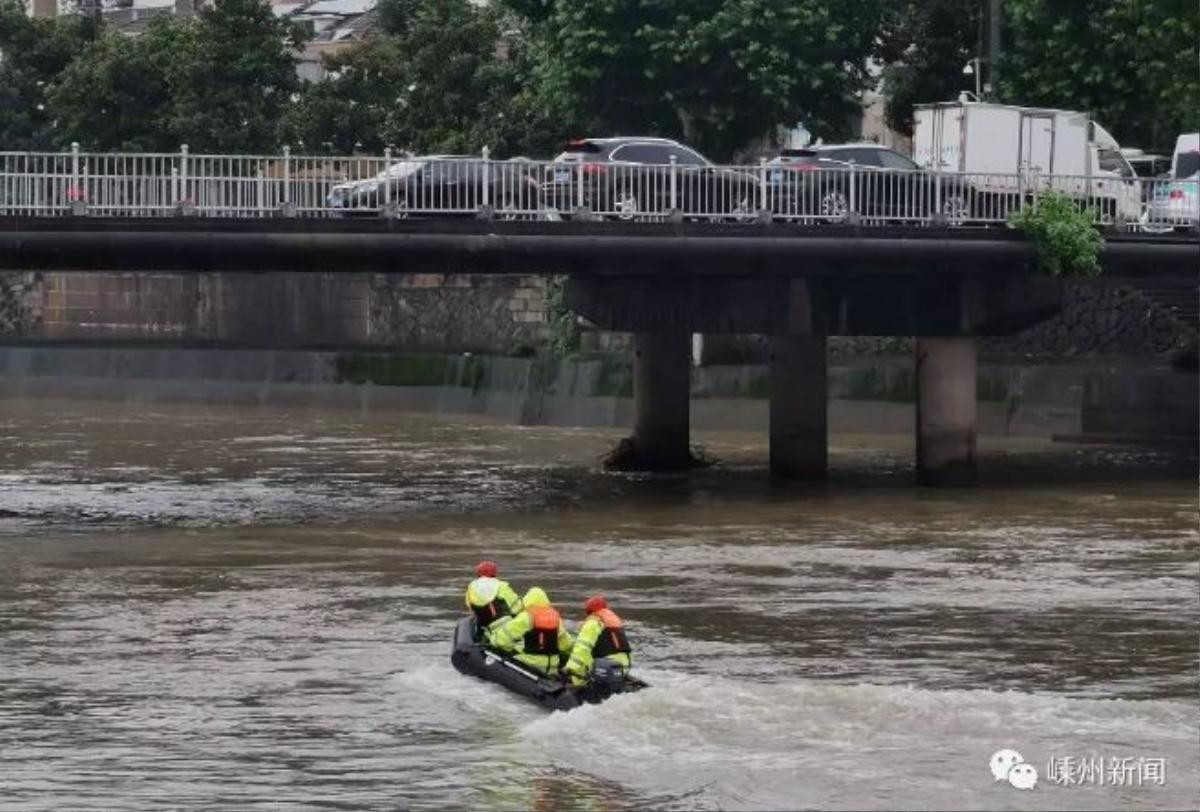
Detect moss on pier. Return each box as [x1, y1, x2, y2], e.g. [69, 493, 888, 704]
[334, 353, 451, 387]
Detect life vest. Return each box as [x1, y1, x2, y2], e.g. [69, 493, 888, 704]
[522, 606, 561, 655]
[467, 578, 513, 628]
[589, 608, 631, 658]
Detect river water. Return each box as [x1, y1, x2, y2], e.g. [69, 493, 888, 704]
[0, 398, 1196, 811]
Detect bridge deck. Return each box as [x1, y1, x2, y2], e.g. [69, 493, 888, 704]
[0, 218, 1195, 276]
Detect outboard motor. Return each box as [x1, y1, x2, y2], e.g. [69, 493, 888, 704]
[586, 660, 626, 702]
[451, 617, 478, 675]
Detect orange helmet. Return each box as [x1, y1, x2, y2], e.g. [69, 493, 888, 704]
[475, 560, 498, 578]
[584, 595, 608, 614]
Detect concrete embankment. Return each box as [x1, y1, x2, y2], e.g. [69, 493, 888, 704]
[1, 347, 1194, 445]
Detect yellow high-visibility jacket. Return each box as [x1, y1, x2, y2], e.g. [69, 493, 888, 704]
[465, 577, 523, 639]
[564, 609, 632, 686]
[490, 605, 573, 675]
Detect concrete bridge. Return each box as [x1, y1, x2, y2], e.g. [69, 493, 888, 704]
[0, 216, 1195, 485]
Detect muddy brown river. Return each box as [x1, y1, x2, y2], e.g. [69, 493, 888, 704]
[0, 399, 1196, 810]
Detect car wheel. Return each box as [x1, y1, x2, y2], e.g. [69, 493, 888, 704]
[726, 196, 756, 223]
[820, 190, 849, 223]
[614, 190, 639, 220]
[941, 193, 970, 226]
[498, 196, 522, 221]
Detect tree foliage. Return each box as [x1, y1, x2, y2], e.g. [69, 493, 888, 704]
[0, 0, 97, 148]
[999, 0, 1199, 152]
[3, 0, 1192, 162]
[166, 0, 301, 152]
[46, 18, 184, 151]
[872, 0, 1198, 150]
[873, 0, 982, 135]
[28, 0, 297, 152]
[514, 0, 884, 160]
[1009, 191, 1102, 277]
[283, 0, 557, 157]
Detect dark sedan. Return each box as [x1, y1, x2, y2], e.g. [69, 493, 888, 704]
[542, 137, 758, 221]
[766, 144, 975, 225]
[326, 155, 543, 218]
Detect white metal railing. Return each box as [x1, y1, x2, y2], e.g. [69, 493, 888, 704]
[1, 145, 1196, 232]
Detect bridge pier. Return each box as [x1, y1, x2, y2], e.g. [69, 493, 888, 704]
[768, 335, 828, 479]
[915, 337, 977, 486]
[631, 327, 693, 470]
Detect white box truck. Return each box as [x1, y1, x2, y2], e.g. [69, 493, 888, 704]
[913, 101, 1140, 223]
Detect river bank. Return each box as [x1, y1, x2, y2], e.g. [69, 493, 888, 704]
[1, 347, 1196, 448]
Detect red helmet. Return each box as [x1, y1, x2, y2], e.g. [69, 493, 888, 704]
[475, 560, 498, 578]
[584, 595, 608, 614]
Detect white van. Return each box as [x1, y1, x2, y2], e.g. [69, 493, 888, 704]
[913, 101, 1141, 223]
[1170, 133, 1200, 179]
[1145, 133, 1199, 231]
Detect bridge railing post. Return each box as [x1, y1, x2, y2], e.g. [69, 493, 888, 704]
[69, 142, 86, 216]
[576, 159, 585, 212]
[383, 147, 393, 215]
[175, 144, 194, 217]
[847, 162, 859, 225]
[932, 160, 945, 227]
[758, 158, 770, 221]
[280, 145, 295, 217]
[668, 155, 679, 220]
[1016, 166, 1025, 219]
[480, 146, 492, 219]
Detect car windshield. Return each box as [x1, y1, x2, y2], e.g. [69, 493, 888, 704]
[877, 151, 918, 170]
[1098, 149, 1135, 178]
[375, 160, 424, 181]
[1175, 151, 1200, 179]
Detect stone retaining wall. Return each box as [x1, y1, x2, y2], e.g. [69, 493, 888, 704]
[0, 271, 549, 353]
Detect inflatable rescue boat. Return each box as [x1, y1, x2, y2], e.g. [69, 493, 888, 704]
[450, 617, 647, 711]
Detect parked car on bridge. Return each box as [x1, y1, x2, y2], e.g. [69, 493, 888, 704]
[1144, 133, 1200, 233]
[765, 144, 975, 224]
[541, 137, 758, 221]
[1122, 149, 1172, 180]
[325, 155, 542, 217]
[1120, 148, 1172, 205]
[914, 101, 1141, 225]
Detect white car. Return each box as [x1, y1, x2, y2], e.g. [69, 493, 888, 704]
[1144, 133, 1199, 232]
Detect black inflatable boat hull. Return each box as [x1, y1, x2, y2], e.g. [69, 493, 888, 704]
[450, 617, 646, 711]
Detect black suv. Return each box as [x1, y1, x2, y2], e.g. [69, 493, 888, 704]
[766, 144, 974, 224]
[326, 155, 542, 217]
[543, 137, 758, 220]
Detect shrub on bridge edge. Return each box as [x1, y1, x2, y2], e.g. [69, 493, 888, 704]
[1008, 192, 1103, 278]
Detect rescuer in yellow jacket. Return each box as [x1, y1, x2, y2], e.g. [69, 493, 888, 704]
[564, 595, 633, 686]
[489, 587, 573, 675]
[464, 560, 523, 643]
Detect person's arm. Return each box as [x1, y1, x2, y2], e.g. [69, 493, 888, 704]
[499, 582, 523, 615]
[564, 617, 599, 678]
[557, 621, 574, 656]
[490, 612, 529, 652]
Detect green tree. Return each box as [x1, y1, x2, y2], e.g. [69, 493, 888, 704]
[280, 39, 395, 154]
[0, 0, 98, 148]
[873, 0, 983, 135]
[999, 0, 1199, 151]
[284, 0, 556, 157]
[166, 0, 301, 152]
[510, 0, 884, 160]
[46, 18, 187, 151]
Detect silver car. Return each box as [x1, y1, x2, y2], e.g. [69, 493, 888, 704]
[1143, 136, 1199, 232]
